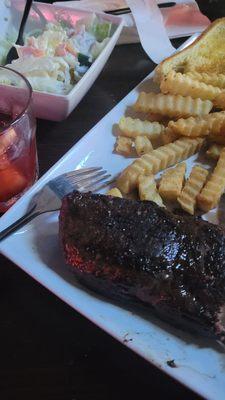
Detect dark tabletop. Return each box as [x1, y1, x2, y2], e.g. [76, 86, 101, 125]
[0, 1, 223, 399]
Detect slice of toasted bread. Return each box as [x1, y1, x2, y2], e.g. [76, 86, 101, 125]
[155, 18, 225, 83]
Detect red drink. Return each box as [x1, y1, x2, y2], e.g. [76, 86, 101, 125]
[0, 67, 38, 212]
[0, 114, 37, 212]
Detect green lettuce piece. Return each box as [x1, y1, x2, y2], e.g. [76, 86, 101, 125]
[92, 21, 112, 42]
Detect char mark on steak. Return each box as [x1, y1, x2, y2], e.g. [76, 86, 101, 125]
[59, 190, 225, 343]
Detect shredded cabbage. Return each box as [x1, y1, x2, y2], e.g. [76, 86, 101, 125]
[26, 76, 72, 94]
[3, 14, 112, 95]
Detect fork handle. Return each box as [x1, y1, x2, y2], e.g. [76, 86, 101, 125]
[0, 207, 40, 242]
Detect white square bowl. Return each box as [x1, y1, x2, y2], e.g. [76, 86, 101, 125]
[1, 1, 123, 121]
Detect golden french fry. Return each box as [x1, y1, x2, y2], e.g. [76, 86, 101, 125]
[138, 174, 164, 207]
[186, 71, 225, 89]
[106, 188, 123, 198]
[168, 112, 225, 138]
[159, 162, 186, 201]
[119, 116, 164, 140]
[117, 137, 204, 194]
[134, 135, 153, 156]
[206, 144, 223, 160]
[161, 127, 179, 145]
[134, 91, 212, 118]
[197, 148, 225, 211]
[115, 136, 134, 156]
[160, 70, 221, 101]
[214, 92, 225, 109]
[177, 165, 209, 215]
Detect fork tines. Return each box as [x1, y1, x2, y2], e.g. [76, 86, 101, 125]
[49, 167, 112, 199]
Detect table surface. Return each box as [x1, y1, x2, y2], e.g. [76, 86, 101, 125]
[0, 1, 223, 399]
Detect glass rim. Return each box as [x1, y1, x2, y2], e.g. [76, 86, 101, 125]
[0, 65, 33, 133]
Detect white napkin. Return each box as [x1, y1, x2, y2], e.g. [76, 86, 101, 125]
[54, 0, 210, 63]
[126, 0, 175, 63]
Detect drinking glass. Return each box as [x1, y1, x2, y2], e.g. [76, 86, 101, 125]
[0, 66, 38, 213]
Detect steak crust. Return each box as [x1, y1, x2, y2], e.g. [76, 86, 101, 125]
[59, 191, 225, 342]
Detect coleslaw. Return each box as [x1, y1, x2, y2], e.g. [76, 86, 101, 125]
[4, 14, 112, 95]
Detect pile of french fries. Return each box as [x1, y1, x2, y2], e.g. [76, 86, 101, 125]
[107, 70, 225, 215]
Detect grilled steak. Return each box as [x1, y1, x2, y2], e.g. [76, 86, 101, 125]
[59, 190, 225, 342]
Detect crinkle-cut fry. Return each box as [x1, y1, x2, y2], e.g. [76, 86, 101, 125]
[206, 144, 223, 160]
[138, 175, 164, 207]
[168, 112, 225, 138]
[160, 70, 221, 101]
[106, 188, 123, 198]
[169, 117, 209, 138]
[177, 165, 208, 215]
[115, 136, 134, 156]
[186, 72, 225, 89]
[161, 127, 179, 145]
[135, 135, 153, 156]
[214, 92, 225, 109]
[119, 116, 164, 140]
[133, 91, 212, 118]
[117, 137, 203, 194]
[159, 162, 186, 201]
[197, 148, 225, 212]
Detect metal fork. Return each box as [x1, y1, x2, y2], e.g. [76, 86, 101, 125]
[0, 167, 111, 241]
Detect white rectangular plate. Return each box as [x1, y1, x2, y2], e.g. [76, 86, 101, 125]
[0, 36, 225, 400]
